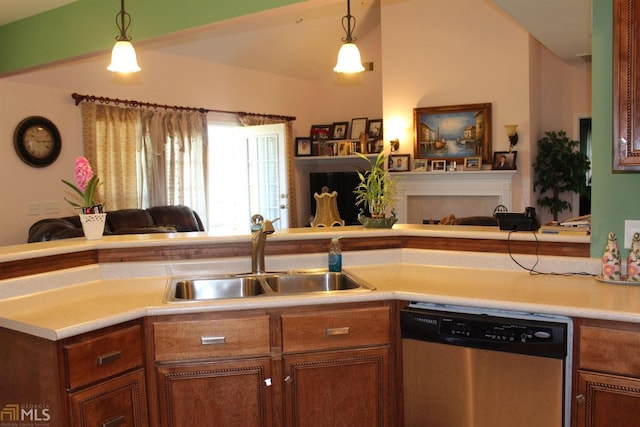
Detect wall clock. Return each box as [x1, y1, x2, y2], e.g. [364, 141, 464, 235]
[13, 116, 62, 167]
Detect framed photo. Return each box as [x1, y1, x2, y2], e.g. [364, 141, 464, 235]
[492, 151, 518, 170]
[368, 139, 384, 153]
[463, 156, 482, 170]
[332, 122, 349, 139]
[414, 103, 492, 164]
[367, 119, 383, 139]
[310, 124, 333, 141]
[350, 117, 368, 139]
[413, 160, 427, 171]
[337, 141, 352, 156]
[295, 137, 312, 156]
[431, 159, 447, 171]
[389, 154, 410, 172]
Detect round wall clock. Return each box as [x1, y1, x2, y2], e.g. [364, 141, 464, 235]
[13, 116, 62, 167]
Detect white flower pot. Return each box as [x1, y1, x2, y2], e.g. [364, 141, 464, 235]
[79, 213, 107, 240]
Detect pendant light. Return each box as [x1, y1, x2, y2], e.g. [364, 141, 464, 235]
[333, 0, 365, 74]
[107, 0, 141, 73]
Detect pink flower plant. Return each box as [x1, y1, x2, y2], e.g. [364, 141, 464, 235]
[62, 156, 102, 212]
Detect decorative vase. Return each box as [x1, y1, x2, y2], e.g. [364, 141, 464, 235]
[358, 209, 397, 229]
[79, 213, 107, 240]
[627, 232, 640, 282]
[602, 232, 622, 280]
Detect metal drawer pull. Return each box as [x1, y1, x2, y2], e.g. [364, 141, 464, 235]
[101, 415, 125, 427]
[96, 351, 121, 365]
[201, 336, 226, 345]
[325, 327, 350, 336]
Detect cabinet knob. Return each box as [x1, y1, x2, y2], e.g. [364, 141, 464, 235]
[576, 394, 586, 404]
[284, 375, 292, 383]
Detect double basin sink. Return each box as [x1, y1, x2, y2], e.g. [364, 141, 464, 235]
[164, 270, 375, 303]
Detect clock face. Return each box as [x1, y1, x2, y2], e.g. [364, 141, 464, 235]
[14, 116, 62, 167]
[23, 125, 55, 159]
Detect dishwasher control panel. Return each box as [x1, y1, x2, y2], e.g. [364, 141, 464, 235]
[401, 305, 568, 359]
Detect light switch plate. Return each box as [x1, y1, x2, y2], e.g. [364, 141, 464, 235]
[624, 220, 640, 248]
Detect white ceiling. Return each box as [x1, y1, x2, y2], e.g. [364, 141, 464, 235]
[0, 0, 591, 79]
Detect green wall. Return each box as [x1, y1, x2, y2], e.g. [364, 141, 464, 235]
[0, 0, 301, 75]
[591, 0, 640, 257]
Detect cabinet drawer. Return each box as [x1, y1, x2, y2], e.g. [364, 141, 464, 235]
[153, 315, 271, 362]
[580, 325, 640, 377]
[64, 324, 143, 390]
[281, 306, 390, 353]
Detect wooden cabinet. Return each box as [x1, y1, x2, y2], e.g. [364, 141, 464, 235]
[280, 305, 391, 427]
[146, 303, 394, 427]
[148, 311, 273, 427]
[0, 320, 147, 427]
[574, 320, 640, 426]
[613, 0, 640, 170]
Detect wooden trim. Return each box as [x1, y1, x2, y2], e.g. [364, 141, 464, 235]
[1, 235, 590, 280]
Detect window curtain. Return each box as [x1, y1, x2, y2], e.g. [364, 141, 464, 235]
[139, 109, 209, 227]
[81, 103, 140, 210]
[238, 113, 297, 228]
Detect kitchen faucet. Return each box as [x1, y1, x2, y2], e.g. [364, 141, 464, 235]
[251, 214, 279, 274]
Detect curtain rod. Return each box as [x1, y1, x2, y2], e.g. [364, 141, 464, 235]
[71, 93, 296, 122]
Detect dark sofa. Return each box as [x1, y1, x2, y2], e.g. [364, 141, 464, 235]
[28, 205, 204, 243]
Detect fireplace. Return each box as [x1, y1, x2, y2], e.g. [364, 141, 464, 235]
[393, 170, 518, 223]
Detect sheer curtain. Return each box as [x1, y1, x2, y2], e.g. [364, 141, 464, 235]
[82, 103, 209, 226]
[139, 108, 208, 226]
[82, 103, 139, 210]
[238, 113, 297, 228]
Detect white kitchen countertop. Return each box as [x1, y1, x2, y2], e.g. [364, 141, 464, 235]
[3, 243, 635, 341]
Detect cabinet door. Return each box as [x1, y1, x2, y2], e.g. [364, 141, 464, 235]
[68, 369, 148, 427]
[576, 370, 640, 427]
[283, 347, 389, 427]
[614, 0, 640, 170]
[156, 357, 272, 427]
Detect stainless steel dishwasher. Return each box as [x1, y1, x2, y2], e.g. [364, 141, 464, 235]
[401, 303, 572, 427]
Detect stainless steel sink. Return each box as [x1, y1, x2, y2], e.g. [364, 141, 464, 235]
[263, 271, 363, 294]
[164, 270, 374, 303]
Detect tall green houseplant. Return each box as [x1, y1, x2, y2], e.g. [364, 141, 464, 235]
[533, 130, 590, 222]
[354, 151, 397, 227]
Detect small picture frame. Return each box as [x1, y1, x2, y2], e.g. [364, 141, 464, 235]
[295, 137, 312, 156]
[350, 117, 368, 139]
[337, 141, 352, 156]
[491, 151, 517, 170]
[368, 139, 384, 153]
[464, 156, 482, 170]
[310, 124, 333, 141]
[389, 154, 411, 172]
[332, 122, 349, 140]
[431, 159, 447, 171]
[413, 160, 427, 171]
[367, 119, 383, 139]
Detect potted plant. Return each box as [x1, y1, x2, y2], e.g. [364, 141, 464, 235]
[533, 130, 590, 222]
[354, 151, 397, 228]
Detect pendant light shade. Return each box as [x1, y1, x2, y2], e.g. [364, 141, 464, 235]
[108, 41, 141, 73]
[333, 0, 365, 74]
[107, 0, 141, 73]
[334, 43, 365, 73]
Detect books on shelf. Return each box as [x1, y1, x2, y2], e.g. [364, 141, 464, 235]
[538, 215, 591, 235]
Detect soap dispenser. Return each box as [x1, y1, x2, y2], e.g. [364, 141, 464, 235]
[328, 237, 342, 272]
[602, 232, 622, 281]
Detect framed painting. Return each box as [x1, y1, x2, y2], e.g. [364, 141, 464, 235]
[389, 154, 410, 172]
[350, 117, 368, 139]
[295, 137, 312, 156]
[414, 103, 492, 163]
[310, 124, 333, 141]
[332, 122, 349, 139]
[464, 156, 482, 170]
[431, 159, 447, 171]
[367, 119, 383, 139]
[492, 151, 517, 170]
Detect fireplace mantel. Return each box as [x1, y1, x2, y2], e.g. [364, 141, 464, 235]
[393, 170, 519, 223]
